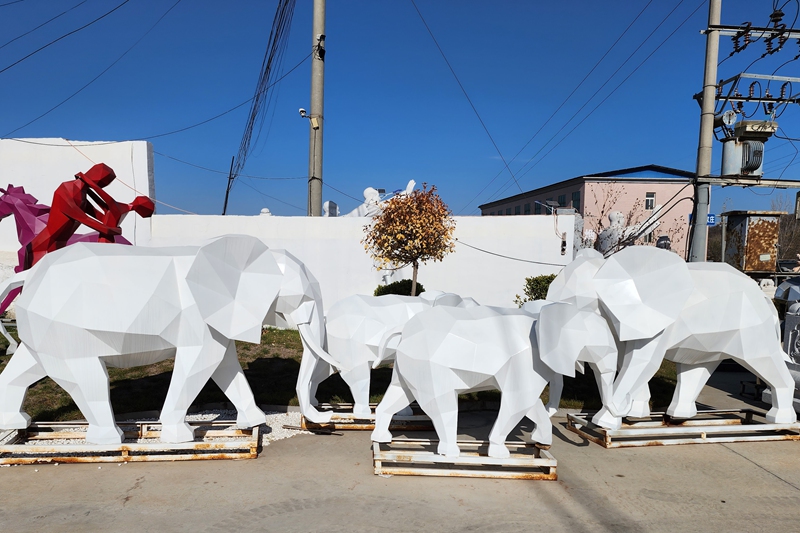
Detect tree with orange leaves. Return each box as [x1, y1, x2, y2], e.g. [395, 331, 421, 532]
[363, 184, 456, 296]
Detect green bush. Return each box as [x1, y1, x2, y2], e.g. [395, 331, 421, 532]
[513, 274, 557, 307]
[374, 279, 426, 297]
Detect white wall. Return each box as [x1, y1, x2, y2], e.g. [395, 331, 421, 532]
[146, 213, 575, 308]
[0, 138, 155, 253]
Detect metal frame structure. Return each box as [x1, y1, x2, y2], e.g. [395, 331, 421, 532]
[566, 409, 800, 449]
[372, 438, 557, 480]
[0, 420, 260, 464]
[301, 402, 433, 431]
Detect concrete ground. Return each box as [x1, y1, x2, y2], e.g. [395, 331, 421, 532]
[1, 372, 799, 533]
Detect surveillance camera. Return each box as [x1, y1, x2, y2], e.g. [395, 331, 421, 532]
[299, 108, 307, 117]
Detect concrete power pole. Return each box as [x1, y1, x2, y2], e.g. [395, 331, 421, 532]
[688, 0, 721, 262]
[307, 0, 325, 216]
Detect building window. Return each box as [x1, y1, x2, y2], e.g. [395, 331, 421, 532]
[643, 232, 654, 244]
[645, 192, 656, 210]
[506, 208, 512, 215]
[489, 211, 494, 216]
[524, 203, 531, 215]
[514, 205, 521, 215]
[534, 202, 541, 215]
[558, 194, 567, 207]
[571, 191, 581, 211]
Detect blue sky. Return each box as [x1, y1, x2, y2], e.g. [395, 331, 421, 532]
[2, 0, 800, 217]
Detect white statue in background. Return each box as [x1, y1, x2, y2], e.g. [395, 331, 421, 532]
[342, 180, 416, 218]
[596, 207, 663, 255]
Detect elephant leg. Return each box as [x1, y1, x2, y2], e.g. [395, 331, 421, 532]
[545, 374, 563, 417]
[0, 320, 18, 355]
[160, 330, 228, 443]
[308, 359, 334, 407]
[39, 353, 123, 444]
[420, 391, 460, 458]
[339, 363, 372, 417]
[210, 341, 266, 428]
[0, 343, 45, 428]
[525, 399, 553, 448]
[371, 369, 413, 443]
[627, 383, 652, 418]
[738, 354, 797, 424]
[667, 360, 720, 418]
[489, 374, 541, 458]
[591, 366, 622, 429]
[610, 334, 667, 421]
[295, 352, 333, 424]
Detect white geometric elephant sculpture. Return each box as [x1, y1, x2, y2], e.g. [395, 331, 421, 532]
[370, 305, 585, 459]
[545, 246, 797, 430]
[307, 292, 479, 418]
[0, 235, 334, 444]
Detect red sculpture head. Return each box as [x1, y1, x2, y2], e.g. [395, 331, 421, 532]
[78, 163, 116, 188]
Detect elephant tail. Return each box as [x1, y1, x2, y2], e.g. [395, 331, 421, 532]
[373, 325, 404, 369]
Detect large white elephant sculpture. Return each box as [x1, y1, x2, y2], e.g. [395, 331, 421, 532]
[305, 292, 479, 417]
[369, 305, 603, 459]
[544, 246, 797, 429]
[0, 235, 335, 443]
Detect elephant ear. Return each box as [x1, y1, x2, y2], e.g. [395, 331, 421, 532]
[546, 248, 605, 311]
[538, 302, 617, 377]
[186, 235, 282, 343]
[594, 246, 693, 341]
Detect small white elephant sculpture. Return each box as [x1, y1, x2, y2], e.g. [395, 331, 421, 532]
[0, 235, 334, 444]
[300, 291, 479, 418]
[370, 305, 585, 459]
[545, 246, 797, 429]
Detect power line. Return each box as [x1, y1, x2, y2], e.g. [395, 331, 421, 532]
[0, 0, 27, 6]
[409, 0, 521, 194]
[487, 0, 706, 205]
[154, 150, 304, 180]
[0, 0, 132, 76]
[0, 0, 88, 51]
[456, 240, 566, 267]
[4, 0, 184, 137]
[457, 0, 655, 214]
[238, 178, 305, 212]
[323, 182, 363, 203]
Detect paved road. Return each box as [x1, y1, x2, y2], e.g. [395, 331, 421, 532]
[1, 372, 798, 533]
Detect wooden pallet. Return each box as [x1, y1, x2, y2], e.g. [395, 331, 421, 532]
[0, 420, 260, 464]
[302, 402, 433, 431]
[566, 408, 800, 448]
[372, 438, 557, 480]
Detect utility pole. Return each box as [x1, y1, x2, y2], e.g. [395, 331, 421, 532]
[688, 0, 721, 262]
[307, 0, 325, 216]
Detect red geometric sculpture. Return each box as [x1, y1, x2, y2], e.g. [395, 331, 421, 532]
[24, 163, 154, 268]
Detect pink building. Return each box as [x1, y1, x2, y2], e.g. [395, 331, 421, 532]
[479, 165, 695, 258]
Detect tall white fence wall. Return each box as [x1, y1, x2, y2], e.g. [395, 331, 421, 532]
[146, 214, 575, 308]
[0, 138, 155, 254]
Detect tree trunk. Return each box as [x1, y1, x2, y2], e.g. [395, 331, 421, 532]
[411, 261, 418, 296]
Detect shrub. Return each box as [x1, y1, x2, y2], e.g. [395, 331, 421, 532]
[374, 279, 426, 297]
[513, 274, 557, 307]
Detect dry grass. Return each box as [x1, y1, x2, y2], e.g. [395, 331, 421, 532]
[0, 327, 679, 421]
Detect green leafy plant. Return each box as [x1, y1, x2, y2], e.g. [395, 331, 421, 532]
[513, 274, 557, 307]
[374, 279, 426, 297]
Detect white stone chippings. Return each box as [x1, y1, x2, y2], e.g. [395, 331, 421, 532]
[0, 235, 329, 446]
[543, 245, 798, 430]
